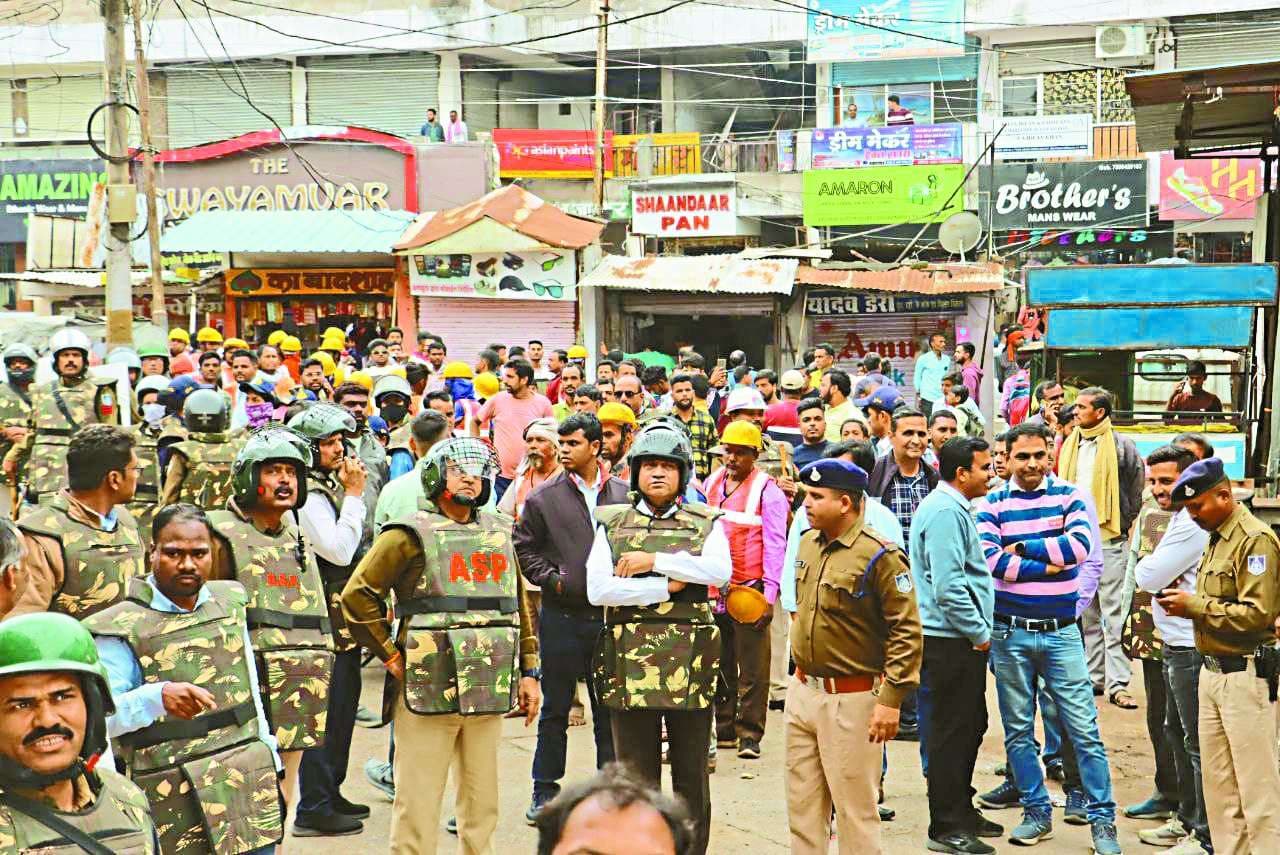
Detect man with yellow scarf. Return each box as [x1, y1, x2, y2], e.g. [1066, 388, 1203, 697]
[1058, 387, 1146, 711]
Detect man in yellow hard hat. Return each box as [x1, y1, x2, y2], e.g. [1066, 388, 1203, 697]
[703, 420, 787, 762]
[281, 335, 303, 383]
[196, 326, 223, 354]
[597, 402, 638, 482]
[168, 328, 191, 359]
[267, 329, 289, 348]
[224, 337, 249, 351]
[567, 345, 589, 371]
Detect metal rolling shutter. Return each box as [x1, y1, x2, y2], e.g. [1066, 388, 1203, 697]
[808, 310, 962, 406]
[998, 39, 1099, 77]
[22, 76, 105, 142]
[462, 71, 499, 137]
[0, 81, 14, 140]
[164, 63, 292, 148]
[306, 54, 441, 137]
[832, 40, 981, 86]
[1175, 12, 1280, 69]
[416, 297, 578, 362]
[620, 292, 776, 316]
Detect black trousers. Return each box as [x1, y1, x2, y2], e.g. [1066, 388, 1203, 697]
[713, 612, 770, 744]
[924, 636, 988, 837]
[612, 708, 712, 855]
[297, 648, 362, 819]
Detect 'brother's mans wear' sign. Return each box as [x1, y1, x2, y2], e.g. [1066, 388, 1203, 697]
[985, 160, 1147, 230]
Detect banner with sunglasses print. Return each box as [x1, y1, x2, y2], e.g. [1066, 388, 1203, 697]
[407, 249, 577, 300]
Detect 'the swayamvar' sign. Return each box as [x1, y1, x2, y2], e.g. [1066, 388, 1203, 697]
[631, 184, 738, 236]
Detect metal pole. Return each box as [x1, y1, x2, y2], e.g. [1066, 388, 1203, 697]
[131, 0, 167, 330]
[593, 0, 610, 214]
[103, 0, 135, 348]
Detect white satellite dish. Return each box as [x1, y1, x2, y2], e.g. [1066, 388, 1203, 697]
[939, 211, 984, 258]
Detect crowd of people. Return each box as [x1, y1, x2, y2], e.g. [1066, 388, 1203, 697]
[0, 322, 1275, 855]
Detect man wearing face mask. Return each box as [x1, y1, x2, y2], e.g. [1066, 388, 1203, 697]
[239, 381, 280, 430]
[373, 375, 415, 480]
[0, 344, 36, 512]
[126, 375, 174, 546]
[5, 329, 121, 507]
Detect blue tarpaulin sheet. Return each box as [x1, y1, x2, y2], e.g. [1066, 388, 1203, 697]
[1045, 306, 1255, 349]
[1027, 264, 1277, 307]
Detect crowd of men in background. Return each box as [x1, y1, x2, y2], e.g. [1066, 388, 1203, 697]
[0, 322, 1275, 855]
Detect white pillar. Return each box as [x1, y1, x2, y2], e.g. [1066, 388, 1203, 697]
[660, 67, 676, 132]
[438, 52, 463, 117]
[290, 60, 307, 127]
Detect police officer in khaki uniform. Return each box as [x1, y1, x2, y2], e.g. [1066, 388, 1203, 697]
[788, 458, 923, 855]
[1156, 457, 1280, 854]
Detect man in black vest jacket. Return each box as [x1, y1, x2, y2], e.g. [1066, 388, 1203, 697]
[515, 414, 629, 824]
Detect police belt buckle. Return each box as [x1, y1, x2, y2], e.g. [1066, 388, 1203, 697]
[794, 667, 875, 695]
[1203, 654, 1249, 674]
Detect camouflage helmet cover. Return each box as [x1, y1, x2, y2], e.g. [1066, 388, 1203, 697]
[287, 402, 357, 442]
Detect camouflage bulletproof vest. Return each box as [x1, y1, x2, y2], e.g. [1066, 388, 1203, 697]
[0, 382, 30, 468]
[306, 471, 363, 654]
[389, 507, 520, 716]
[25, 376, 119, 502]
[16, 493, 144, 619]
[0, 769, 156, 855]
[592, 502, 722, 711]
[172, 433, 239, 511]
[84, 578, 282, 855]
[124, 425, 163, 547]
[207, 508, 333, 751]
[1123, 503, 1174, 662]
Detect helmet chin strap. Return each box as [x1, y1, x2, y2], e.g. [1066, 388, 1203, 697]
[0, 676, 113, 791]
[0, 754, 86, 791]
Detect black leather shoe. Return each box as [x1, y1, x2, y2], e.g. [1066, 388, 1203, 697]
[291, 813, 363, 837]
[974, 814, 1003, 838]
[927, 832, 995, 854]
[878, 805, 896, 822]
[334, 795, 370, 819]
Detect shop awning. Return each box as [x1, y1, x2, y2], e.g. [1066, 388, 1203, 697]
[796, 261, 1003, 294]
[394, 185, 604, 254]
[579, 255, 797, 295]
[1125, 60, 1280, 156]
[160, 209, 417, 255]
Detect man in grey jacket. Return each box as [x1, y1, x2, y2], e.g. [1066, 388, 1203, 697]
[910, 436, 999, 855]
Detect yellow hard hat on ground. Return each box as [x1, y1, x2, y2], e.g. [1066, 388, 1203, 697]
[280, 335, 302, 354]
[720, 420, 762, 451]
[169, 328, 191, 344]
[224, 337, 249, 351]
[196, 326, 223, 344]
[597, 402, 638, 426]
[474, 372, 501, 398]
[267, 330, 288, 347]
[442, 361, 474, 379]
[725, 584, 769, 624]
[567, 345, 589, 359]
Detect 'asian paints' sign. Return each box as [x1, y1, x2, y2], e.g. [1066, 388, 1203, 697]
[493, 129, 613, 179]
[631, 186, 738, 236]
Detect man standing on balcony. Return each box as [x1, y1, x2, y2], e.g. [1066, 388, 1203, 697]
[842, 102, 867, 128]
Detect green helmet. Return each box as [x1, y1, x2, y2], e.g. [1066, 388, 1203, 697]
[136, 342, 170, 362]
[421, 437, 498, 508]
[627, 421, 693, 494]
[372, 374, 412, 405]
[183, 387, 231, 433]
[232, 427, 312, 509]
[287, 402, 357, 443]
[0, 613, 114, 780]
[2, 343, 38, 365]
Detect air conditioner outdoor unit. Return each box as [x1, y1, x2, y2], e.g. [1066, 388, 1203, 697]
[1095, 24, 1149, 59]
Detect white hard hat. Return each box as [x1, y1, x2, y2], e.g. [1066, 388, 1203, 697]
[725, 386, 767, 413]
[48, 328, 92, 358]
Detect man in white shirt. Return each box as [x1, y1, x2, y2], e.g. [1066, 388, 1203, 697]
[445, 109, 469, 143]
[1132, 445, 1212, 854]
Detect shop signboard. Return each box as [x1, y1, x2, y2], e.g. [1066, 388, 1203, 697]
[802, 163, 965, 226]
[226, 268, 396, 296]
[613, 132, 701, 177]
[408, 249, 576, 300]
[993, 114, 1093, 160]
[0, 158, 106, 242]
[986, 160, 1147, 230]
[492, 129, 613, 179]
[631, 184, 737, 236]
[807, 0, 966, 62]
[809, 123, 962, 168]
[1157, 153, 1262, 221]
[806, 290, 967, 315]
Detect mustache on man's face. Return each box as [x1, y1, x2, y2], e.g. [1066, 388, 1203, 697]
[25, 725, 73, 746]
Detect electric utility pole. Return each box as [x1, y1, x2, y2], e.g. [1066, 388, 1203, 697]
[103, 0, 136, 348]
[131, 0, 167, 329]
[593, 0, 610, 213]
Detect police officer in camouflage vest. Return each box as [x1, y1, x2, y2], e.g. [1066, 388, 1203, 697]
[126, 375, 174, 548]
[289, 404, 372, 838]
[5, 328, 121, 507]
[341, 437, 541, 855]
[585, 421, 733, 855]
[11, 424, 144, 620]
[161, 388, 241, 510]
[86, 504, 284, 855]
[206, 428, 334, 819]
[0, 612, 158, 852]
[0, 344, 35, 515]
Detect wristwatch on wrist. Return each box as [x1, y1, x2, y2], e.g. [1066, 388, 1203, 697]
[522, 668, 542, 680]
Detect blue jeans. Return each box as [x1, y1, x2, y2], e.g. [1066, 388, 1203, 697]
[991, 621, 1115, 822]
[1163, 646, 1210, 847]
[532, 601, 614, 798]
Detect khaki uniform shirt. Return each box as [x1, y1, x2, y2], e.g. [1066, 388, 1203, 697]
[790, 514, 922, 708]
[9, 492, 123, 619]
[1185, 504, 1280, 656]
[340, 526, 539, 673]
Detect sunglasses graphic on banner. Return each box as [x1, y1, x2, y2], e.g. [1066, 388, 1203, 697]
[532, 281, 564, 298]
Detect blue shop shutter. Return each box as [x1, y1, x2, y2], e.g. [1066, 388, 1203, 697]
[831, 39, 980, 87]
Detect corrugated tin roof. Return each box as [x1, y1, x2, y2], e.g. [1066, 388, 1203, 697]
[160, 209, 416, 254]
[796, 262, 1003, 294]
[393, 185, 603, 252]
[579, 255, 797, 295]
